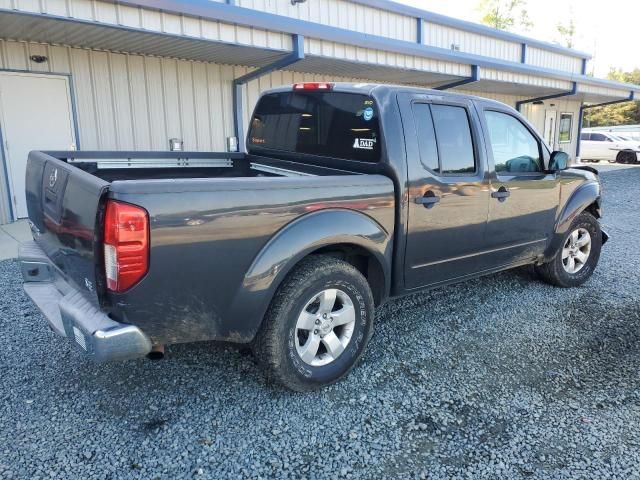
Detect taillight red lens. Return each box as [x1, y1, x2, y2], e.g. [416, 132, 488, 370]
[293, 82, 333, 91]
[103, 200, 149, 292]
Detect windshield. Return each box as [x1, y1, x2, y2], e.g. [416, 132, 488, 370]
[248, 91, 381, 163]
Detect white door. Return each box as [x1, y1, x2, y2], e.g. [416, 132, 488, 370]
[543, 110, 557, 150]
[0, 72, 76, 219]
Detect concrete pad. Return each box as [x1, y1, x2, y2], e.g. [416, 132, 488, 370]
[0, 229, 19, 261]
[0, 219, 31, 243]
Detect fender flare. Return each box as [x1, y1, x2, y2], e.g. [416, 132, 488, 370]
[545, 181, 601, 258]
[226, 209, 392, 341]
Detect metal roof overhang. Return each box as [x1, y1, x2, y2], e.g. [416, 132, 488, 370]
[1, 7, 638, 103]
[0, 9, 291, 69]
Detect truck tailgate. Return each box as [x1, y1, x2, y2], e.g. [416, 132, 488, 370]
[25, 151, 108, 303]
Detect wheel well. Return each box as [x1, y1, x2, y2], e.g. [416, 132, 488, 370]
[310, 244, 387, 306]
[585, 201, 601, 219]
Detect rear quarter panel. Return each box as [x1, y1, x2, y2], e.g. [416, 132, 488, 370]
[106, 175, 395, 344]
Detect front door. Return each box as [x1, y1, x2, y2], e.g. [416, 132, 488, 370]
[544, 110, 557, 150]
[480, 106, 560, 265]
[0, 72, 76, 219]
[399, 93, 491, 290]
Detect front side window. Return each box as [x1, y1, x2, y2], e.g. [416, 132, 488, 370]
[248, 91, 381, 162]
[559, 113, 573, 143]
[484, 111, 542, 174]
[430, 105, 476, 175]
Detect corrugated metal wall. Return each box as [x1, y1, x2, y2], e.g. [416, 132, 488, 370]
[2, 0, 587, 76]
[0, 0, 292, 52]
[304, 38, 470, 77]
[237, 0, 417, 42]
[527, 46, 583, 75]
[424, 23, 521, 63]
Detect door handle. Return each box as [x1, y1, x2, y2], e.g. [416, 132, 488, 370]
[491, 186, 510, 202]
[415, 191, 440, 209]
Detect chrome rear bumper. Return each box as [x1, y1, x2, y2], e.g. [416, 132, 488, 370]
[20, 240, 152, 362]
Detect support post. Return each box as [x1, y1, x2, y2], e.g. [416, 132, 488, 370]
[232, 34, 305, 151]
[434, 65, 480, 91]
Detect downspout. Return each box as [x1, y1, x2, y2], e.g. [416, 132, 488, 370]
[232, 34, 305, 152]
[576, 91, 635, 159]
[515, 82, 577, 112]
[434, 65, 480, 91]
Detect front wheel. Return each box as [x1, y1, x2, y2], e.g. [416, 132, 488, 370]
[253, 255, 375, 391]
[536, 212, 602, 288]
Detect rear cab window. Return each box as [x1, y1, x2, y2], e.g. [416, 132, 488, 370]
[248, 91, 381, 163]
[412, 102, 477, 175]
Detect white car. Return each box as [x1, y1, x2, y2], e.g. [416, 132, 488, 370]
[580, 131, 640, 163]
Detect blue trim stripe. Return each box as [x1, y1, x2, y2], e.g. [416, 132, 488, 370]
[521, 43, 527, 64]
[435, 65, 480, 91]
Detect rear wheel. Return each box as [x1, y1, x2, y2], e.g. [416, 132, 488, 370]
[536, 212, 602, 288]
[253, 255, 375, 391]
[618, 151, 637, 164]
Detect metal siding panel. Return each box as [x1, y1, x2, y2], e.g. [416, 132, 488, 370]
[49, 44, 72, 73]
[191, 62, 212, 150]
[4, 41, 28, 70]
[95, 1, 117, 24]
[206, 63, 225, 151]
[177, 60, 197, 150]
[118, 4, 141, 28]
[69, 0, 94, 20]
[90, 50, 116, 149]
[110, 52, 135, 149]
[143, 56, 167, 149]
[69, 47, 98, 149]
[127, 54, 151, 150]
[160, 57, 181, 144]
[42, 0, 69, 16]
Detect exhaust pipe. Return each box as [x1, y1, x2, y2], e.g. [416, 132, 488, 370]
[147, 344, 165, 360]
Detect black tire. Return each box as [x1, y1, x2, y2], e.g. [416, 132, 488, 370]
[253, 255, 375, 391]
[536, 212, 602, 288]
[612, 152, 623, 164]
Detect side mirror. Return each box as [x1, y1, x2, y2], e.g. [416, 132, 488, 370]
[549, 151, 569, 171]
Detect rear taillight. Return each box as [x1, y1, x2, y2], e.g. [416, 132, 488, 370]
[103, 200, 149, 292]
[293, 82, 333, 91]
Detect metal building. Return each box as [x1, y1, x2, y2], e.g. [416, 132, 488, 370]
[0, 0, 638, 223]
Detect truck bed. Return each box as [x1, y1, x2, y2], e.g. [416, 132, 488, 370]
[25, 150, 395, 345]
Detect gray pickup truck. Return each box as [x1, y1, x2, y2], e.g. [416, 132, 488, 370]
[20, 82, 607, 390]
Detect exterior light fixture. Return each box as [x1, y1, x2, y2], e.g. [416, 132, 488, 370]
[29, 55, 48, 63]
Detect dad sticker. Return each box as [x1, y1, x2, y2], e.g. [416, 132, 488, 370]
[353, 138, 377, 150]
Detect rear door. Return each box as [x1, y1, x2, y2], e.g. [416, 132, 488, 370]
[26, 152, 108, 302]
[399, 93, 491, 289]
[0, 72, 77, 220]
[479, 105, 559, 265]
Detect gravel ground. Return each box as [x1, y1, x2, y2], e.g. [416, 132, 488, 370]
[1, 166, 639, 479]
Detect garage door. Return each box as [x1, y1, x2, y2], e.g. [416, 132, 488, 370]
[0, 72, 77, 219]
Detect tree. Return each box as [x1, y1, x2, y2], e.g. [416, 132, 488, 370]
[556, 18, 576, 48]
[584, 68, 640, 127]
[478, 0, 533, 31]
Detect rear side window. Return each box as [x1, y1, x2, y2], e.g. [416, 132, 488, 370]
[248, 92, 381, 162]
[580, 132, 590, 140]
[430, 105, 476, 175]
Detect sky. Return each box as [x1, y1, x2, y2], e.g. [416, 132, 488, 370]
[396, 0, 640, 78]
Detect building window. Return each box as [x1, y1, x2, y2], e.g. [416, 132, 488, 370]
[559, 113, 573, 143]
